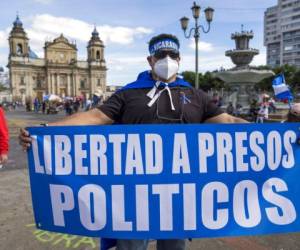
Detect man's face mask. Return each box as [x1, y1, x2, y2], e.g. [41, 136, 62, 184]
[153, 55, 179, 81]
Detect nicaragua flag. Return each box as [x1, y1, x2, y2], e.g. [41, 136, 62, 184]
[272, 73, 293, 100]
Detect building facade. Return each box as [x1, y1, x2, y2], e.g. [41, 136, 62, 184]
[0, 67, 9, 87]
[0, 68, 11, 103]
[264, 0, 300, 67]
[7, 15, 107, 103]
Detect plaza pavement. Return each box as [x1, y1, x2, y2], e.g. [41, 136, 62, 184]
[1, 109, 300, 250]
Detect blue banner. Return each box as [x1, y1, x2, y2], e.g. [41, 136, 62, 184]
[27, 123, 300, 239]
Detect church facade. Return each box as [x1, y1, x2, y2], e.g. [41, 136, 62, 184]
[7, 15, 107, 103]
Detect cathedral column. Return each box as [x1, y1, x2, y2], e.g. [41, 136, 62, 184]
[76, 74, 81, 97]
[26, 72, 31, 98]
[90, 74, 94, 95]
[71, 73, 75, 96]
[67, 74, 71, 97]
[47, 73, 51, 94]
[51, 74, 55, 94]
[56, 74, 60, 96]
[74, 74, 77, 96]
[11, 73, 16, 97]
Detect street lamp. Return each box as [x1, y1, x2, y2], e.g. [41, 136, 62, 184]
[180, 2, 214, 89]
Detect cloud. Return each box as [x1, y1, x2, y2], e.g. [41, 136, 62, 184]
[251, 51, 267, 66]
[0, 13, 153, 82]
[25, 14, 152, 51]
[189, 40, 214, 52]
[0, 52, 7, 65]
[0, 14, 152, 64]
[106, 54, 149, 84]
[181, 48, 267, 73]
[0, 31, 7, 48]
[181, 54, 233, 73]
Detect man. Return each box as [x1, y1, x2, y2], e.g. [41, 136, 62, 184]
[34, 97, 39, 113]
[0, 103, 9, 166]
[226, 102, 234, 115]
[19, 34, 246, 250]
[286, 102, 300, 122]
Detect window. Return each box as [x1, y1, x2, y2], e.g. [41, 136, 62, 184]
[80, 80, 85, 89]
[267, 14, 276, 19]
[284, 45, 293, 51]
[16, 44, 23, 55]
[37, 79, 42, 88]
[97, 79, 101, 86]
[20, 76, 25, 85]
[292, 14, 300, 20]
[96, 51, 100, 60]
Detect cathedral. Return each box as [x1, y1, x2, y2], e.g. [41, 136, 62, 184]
[7, 15, 107, 103]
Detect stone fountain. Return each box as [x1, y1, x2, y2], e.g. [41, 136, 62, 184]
[216, 27, 274, 109]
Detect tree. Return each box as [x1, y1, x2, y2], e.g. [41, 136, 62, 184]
[0, 83, 7, 92]
[181, 71, 225, 91]
[255, 64, 299, 93]
[181, 71, 195, 87]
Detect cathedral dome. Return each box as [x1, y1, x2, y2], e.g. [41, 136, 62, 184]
[13, 15, 23, 27]
[88, 26, 104, 47]
[92, 27, 99, 37]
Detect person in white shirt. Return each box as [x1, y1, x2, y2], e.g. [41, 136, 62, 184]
[256, 105, 268, 123]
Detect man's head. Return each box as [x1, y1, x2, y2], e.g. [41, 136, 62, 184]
[147, 34, 181, 82]
[287, 102, 300, 122]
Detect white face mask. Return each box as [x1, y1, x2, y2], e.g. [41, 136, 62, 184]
[153, 56, 179, 81]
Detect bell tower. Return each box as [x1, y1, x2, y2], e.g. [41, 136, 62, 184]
[87, 26, 105, 63]
[8, 15, 29, 57]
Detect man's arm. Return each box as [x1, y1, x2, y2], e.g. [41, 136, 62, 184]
[205, 113, 248, 124]
[19, 108, 114, 151]
[47, 108, 113, 126]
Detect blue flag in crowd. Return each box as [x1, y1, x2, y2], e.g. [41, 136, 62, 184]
[272, 73, 293, 100]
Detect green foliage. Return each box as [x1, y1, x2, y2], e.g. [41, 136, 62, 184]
[0, 83, 7, 92]
[182, 64, 300, 93]
[255, 64, 300, 92]
[181, 71, 225, 91]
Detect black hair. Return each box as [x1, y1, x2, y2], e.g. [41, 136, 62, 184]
[148, 33, 180, 51]
[287, 110, 300, 122]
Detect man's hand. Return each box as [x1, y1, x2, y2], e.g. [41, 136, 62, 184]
[205, 113, 249, 124]
[0, 154, 8, 164]
[18, 109, 114, 152]
[19, 128, 32, 151]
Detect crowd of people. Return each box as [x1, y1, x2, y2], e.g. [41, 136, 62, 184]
[224, 94, 295, 123]
[28, 93, 103, 115]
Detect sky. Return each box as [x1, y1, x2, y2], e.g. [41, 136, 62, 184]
[0, 0, 278, 85]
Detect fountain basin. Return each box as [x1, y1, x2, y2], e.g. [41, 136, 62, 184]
[216, 68, 274, 83]
[225, 49, 259, 67]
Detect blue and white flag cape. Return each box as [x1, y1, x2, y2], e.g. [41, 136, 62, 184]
[272, 73, 293, 100]
[117, 71, 192, 92]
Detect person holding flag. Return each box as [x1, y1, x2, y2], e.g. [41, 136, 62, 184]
[272, 73, 293, 104]
[19, 33, 249, 250]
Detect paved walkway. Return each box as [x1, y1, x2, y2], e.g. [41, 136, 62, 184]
[1, 109, 300, 250]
